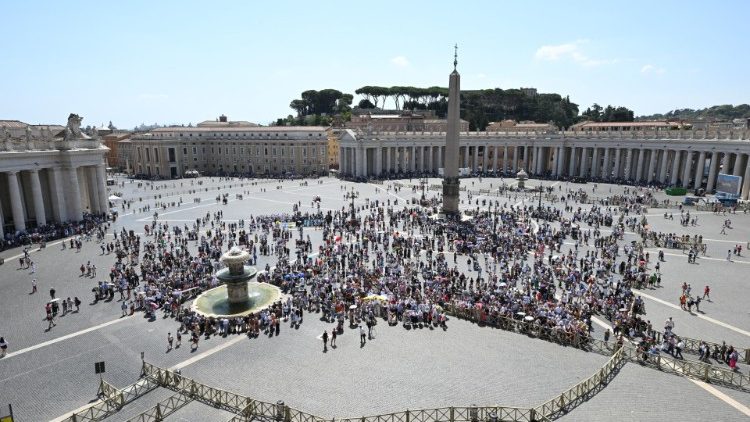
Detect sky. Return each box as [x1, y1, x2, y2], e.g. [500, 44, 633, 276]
[2, 0, 749, 129]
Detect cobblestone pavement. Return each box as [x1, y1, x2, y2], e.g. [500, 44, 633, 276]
[1, 176, 749, 421]
[556, 363, 748, 421]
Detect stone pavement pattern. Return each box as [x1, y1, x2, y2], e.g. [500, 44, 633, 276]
[1, 176, 749, 421]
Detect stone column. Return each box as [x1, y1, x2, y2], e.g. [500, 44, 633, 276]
[602, 148, 611, 179]
[568, 147, 577, 177]
[513, 146, 519, 172]
[553, 147, 561, 177]
[438, 146, 443, 171]
[694, 151, 706, 189]
[613, 148, 622, 180]
[670, 151, 681, 185]
[472, 146, 479, 171]
[622, 149, 633, 181]
[741, 158, 750, 200]
[591, 147, 600, 179]
[46, 168, 66, 222]
[706, 152, 720, 192]
[462, 146, 469, 169]
[28, 169, 47, 226]
[96, 165, 108, 213]
[0, 198, 3, 238]
[87, 167, 101, 214]
[658, 148, 669, 183]
[493, 146, 499, 172]
[578, 147, 587, 177]
[646, 149, 657, 183]
[7, 171, 26, 231]
[721, 152, 730, 175]
[375, 147, 383, 176]
[681, 151, 693, 188]
[504, 145, 509, 174]
[733, 153, 744, 177]
[635, 148, 645, 182]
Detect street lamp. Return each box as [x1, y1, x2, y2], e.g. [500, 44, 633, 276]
[344, 187, 359, 224]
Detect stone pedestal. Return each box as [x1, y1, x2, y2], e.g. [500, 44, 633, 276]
[442, 177, 460, 215]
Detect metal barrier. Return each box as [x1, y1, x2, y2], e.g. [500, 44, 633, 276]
[648, 330, 750, 364]
[60, 377, 159, 422]
[533, 347, 627, 419]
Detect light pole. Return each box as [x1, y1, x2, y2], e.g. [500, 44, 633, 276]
[344, 187, 359, 224]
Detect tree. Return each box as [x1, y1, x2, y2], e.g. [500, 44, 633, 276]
[358, 99, 376, 109]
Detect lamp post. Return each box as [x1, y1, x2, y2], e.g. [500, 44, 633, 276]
[344, 187, 359, 224]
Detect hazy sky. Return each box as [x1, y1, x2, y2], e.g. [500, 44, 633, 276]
[2, 0, 748, 128]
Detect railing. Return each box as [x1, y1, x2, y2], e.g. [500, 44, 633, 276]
[648, 330, 750, 364]
[126, 392, 192, 422]
[59, 377, 159, 422]
[533, 346, 627, 419]
[620, 346, 750, 391]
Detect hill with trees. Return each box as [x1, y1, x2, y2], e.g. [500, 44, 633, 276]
[637, 104, 750, 121]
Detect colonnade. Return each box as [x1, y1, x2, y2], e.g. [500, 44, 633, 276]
[0, 164, 108, 237]
[339, 137, 750, 200]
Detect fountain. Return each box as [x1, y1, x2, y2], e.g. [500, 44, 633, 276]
[191, 247, 282, 318]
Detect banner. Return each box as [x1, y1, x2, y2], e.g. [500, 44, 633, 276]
[716, 173, 742, 195]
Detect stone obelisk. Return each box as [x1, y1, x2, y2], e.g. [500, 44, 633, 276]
[442, 45, 461, 216]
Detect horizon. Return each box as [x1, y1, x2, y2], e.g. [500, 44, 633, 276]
[2, 0, 749, 128]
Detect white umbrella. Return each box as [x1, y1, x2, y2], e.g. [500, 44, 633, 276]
[108, 194, 123, 202]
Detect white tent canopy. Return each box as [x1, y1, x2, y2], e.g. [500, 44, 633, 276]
[108, 194, 123, 202]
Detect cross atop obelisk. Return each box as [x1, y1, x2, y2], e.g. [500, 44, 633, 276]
[453, 44, 458, 70]
[442, 44, 461, 216]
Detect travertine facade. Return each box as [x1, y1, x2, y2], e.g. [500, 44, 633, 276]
[339, 128, 750, 199]
[0, 115, 109, 236]
[126, 126, 329, 178]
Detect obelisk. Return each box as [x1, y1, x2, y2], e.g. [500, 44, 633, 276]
[442, 45, 461, 216]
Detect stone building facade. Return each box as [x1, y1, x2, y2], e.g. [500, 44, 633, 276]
[339, 128, 750, 199]
[126, 126, 329, 178]
[0, 115, 109, 236]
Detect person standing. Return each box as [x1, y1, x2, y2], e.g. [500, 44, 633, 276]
[176, 331, 182, 348]
[703, 285, 710, 301]
[0, 337, 7, 357]
[331, 328, 337, 347]
[31, 278, 37, 294]
[322, 330, 328, 351]
[49, 287, 56, 300]
[167, 333, 174, 351]
[359, 325, 366, 346]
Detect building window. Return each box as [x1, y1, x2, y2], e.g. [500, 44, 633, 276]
[154, 148, 159, 163]
[168, 148, 176, 162]
[183, 147, 188, 155]
[145, 148, 150, 162]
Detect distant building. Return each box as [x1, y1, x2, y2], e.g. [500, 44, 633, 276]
[690, 119, 749, 131]
[570, 120, 685, 132]
[126, 123, 328, 178]
[346, 110, 468, 132]
[520, 87, 538, 97]
[102, 132, 132, 169]
[486, 120, 556, 132]
[196, 114, 259, 128]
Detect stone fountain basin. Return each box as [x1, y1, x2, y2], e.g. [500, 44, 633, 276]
[190, 281, 282, 318]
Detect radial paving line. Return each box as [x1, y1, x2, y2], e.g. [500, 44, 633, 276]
[169, 335, 246, 371]
[688, 378, 750, 417]
[633, 289, 750, 338]
[1, 315, 131, 360]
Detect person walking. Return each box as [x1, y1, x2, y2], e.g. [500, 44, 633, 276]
[31, 278, 37, 294]
[703, 285, 710, 301]
[322, 330, 328, 351]
[176, 331, 182, 348]
[331, 328, 337, 347]
[74, 297, 81, 312]
[0, 337, 7, 357]
[359, 325, 366, 346]
[167, 332, 174, 351]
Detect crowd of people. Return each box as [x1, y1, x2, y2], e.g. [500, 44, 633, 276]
[1, 176, 743, 376]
